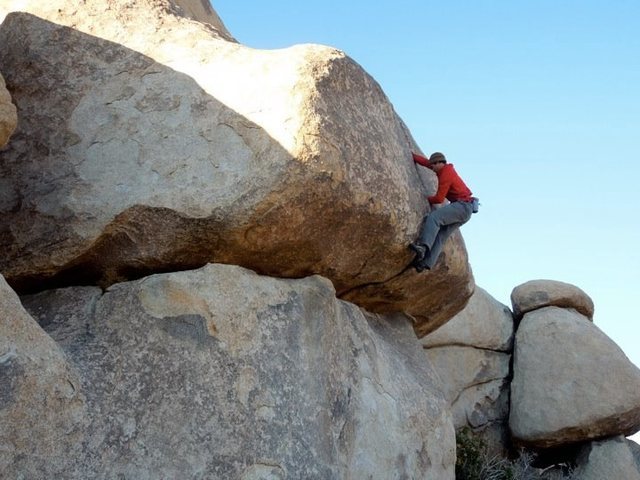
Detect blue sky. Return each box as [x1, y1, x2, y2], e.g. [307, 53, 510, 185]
[211, 1, 640, 372]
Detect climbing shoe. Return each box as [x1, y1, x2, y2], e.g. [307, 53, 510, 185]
[413, 260, 431, 273]
[409, 242, 427, 262]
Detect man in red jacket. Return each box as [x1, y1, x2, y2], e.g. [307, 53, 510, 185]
[410, 151, 477, 272]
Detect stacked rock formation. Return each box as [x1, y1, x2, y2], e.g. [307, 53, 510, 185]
[421, 287, 514, 453]
[510, 279, 640, 449]
[0, 1, 471, 478]
[421, 279, 640, 473]
[0, 0, 473, 336]
[2, 2, 640, 478]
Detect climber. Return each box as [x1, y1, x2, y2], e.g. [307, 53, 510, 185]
[409, 151, 478, 272]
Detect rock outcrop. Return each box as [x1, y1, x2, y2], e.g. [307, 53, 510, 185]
[168, 0, 233, 35]
[422, 286, 513, 351]
[510, 306, 640, 448]
[573, 436, 640, 480]
[2, 1, 639, 477]
[422, 287, 514, 453]
[0, 275, 86, 476]
[511, 279, 594, 320]
[0, 72, 16, 147]
[0, 0, 234, 41]
[425, 347, 510, 430]
[13, 264, 455, 479]
[0, 0, 473, 336]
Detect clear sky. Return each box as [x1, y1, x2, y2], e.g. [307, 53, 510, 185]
[211, 2, 640, 377]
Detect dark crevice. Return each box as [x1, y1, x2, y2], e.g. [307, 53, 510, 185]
[337, 262, 415, 298]
[423, 343, 513, 355]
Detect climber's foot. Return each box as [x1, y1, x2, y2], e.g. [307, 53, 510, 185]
[409, 242, 427, 262]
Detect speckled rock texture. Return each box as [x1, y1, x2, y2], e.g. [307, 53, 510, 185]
[510, 279, 594, 320]
[0, 275, 86, 476]
[421, 286, 513, 454]
[13, 264, 456, 479]
[422, 286, 514, 351]
[573, 436, 640, 480]
[0, 0, 473, 336]
[510, 306, 640, 448]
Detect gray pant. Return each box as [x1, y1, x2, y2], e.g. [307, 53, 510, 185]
[418, 201, 473, 268]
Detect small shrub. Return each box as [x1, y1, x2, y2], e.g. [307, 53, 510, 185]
[455, 428, 576, 480]
[456, 427, 487, 479]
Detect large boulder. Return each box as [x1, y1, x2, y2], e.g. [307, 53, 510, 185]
[511, 279, 594, 320]
[510, 306, 640, 448]
[0, 1, 473, 335]
[422, 286, 514, 351]
[0, 275, 86, 475]
[0, 72, 17, 147]
[0, 0, 234, 40]
[573, 436, 640, 480]
[425, 346, 510, 431]
[17, 264, 456, 479]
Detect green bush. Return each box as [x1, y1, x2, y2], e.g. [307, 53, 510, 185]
[455, 427, 487, 479]
[455, 428, 576, 480]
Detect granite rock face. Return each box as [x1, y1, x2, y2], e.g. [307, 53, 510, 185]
[0, 72, 17, 147]
[510, 306, 640, 448]
[421, 287, 513, 453]
[0, 275, 86, 476]
[0, 0, 233, 40]
[510, 279, 594, 320]
[425, 346, 510, 432]
[630, 439, 640, 469]
[15, 264, 456, 479]
[573, 436, 640, 480]
[422, 286, 514, 351]
[0, 0, 473, 335]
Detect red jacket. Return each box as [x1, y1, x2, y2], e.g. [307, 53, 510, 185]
[413, 153, 472, 204]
